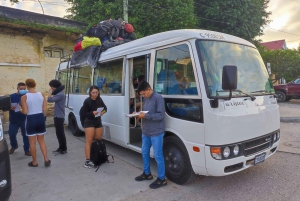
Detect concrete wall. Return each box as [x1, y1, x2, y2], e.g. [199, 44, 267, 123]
[0, 27, 75, 122]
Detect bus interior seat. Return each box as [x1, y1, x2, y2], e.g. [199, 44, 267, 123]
[157, 69, 182, 95]
[108, 80, 121, 93]
[183, 87, 198, 95]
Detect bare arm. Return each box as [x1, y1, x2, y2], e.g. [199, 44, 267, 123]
[20, 95, 28, 114]
[42, 93, 47, 116]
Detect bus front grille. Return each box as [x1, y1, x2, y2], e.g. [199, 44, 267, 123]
[243, 134, 272, 156]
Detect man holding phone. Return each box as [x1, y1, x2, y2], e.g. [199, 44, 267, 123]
[9, 82, 30, 156]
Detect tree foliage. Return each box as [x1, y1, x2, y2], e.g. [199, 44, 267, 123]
[64, 0, 197, 38]
[9, 0, 271, 41]
[194, 0, 271, 42]
[258, 46, 300, 83]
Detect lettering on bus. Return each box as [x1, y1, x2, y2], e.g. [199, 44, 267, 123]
[224, 101, 245, 107]
[199, 33, 225, 40]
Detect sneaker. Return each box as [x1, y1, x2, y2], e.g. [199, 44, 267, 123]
[135, 172, 153, 181]
[53, 150, 68, 156]
[52, 148, 61, 153]
[149, 178, 167, 189]
[58, 150, 67, 155]
[9, 148, 17, 155]
[84, 161, 95, 168]
[25, 151, 31, 156]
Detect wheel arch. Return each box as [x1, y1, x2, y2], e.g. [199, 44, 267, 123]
[275, 89, 286, 94]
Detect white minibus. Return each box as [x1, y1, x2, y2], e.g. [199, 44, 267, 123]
[55, 29, 280, 184]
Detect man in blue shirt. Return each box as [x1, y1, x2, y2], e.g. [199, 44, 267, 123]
[9, 82, 30, 156]
[134, 81, 167, 189]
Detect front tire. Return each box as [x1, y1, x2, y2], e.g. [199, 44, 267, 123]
[275, 91, 286, 103]
[68, 114, 83, 137]
[163, 136, 195, 185]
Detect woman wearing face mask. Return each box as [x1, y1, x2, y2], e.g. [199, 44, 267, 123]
[81, 85, 107, 168]
[20, 78, 51, 167]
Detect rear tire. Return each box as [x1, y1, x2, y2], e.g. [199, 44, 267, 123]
[163, 136, 195, 185]
[68, 114, 83, 137]
[275, 91, 286, 103]
[285, 96, 292, 101]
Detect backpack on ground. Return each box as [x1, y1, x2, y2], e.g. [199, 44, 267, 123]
[79, 98, 91, 127]
[90, 140, 114, 172]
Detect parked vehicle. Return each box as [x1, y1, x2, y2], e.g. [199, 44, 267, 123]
[274, 77, 300, 102]
[0, 95, 12, 201]
[55, 29, 280, 184]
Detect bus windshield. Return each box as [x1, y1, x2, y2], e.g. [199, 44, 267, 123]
[196, 40, 274, 98]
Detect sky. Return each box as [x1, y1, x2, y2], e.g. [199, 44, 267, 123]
[1, 0, 300, 49]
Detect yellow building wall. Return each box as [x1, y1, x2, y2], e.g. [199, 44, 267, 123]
[0, 28, 75, 122]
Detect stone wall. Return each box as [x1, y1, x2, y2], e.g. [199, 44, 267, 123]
[0, 27, 75, 122]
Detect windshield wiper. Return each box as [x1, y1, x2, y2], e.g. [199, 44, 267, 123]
[216, 89, 256, 101]
[236, 90, 256, 101]
[250, 90, 269, 94]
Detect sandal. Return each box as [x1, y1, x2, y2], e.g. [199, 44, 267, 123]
[28, 161, 38, 167]
[45, 160, 51, 167]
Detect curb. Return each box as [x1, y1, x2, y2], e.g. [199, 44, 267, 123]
[280, 117, 300, 123]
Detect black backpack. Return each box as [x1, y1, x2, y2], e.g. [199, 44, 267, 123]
[90, 140, 114, 172]
[79, 98, 91, 127]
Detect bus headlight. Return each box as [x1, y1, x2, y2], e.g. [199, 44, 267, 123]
[211, 147, 222, 160]
[223, 147, 230, 158]
[210, 144, 243, 160]
[233, 145, 239, 156]
[273, 131, 280, 143]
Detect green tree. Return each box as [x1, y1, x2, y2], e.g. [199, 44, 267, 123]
[259, 47, 300, 83]
[194, 0, 271, 42]
[64, 0, 197, 37]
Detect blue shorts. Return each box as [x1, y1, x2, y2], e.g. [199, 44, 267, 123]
[26, 113, 46, 136]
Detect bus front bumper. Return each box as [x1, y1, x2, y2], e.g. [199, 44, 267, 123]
[204, 141, 279, 176]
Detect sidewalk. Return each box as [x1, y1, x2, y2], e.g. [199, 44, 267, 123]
[279, 100, 300, 122]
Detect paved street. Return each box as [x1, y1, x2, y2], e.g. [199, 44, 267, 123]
[3, 102, 300, 201]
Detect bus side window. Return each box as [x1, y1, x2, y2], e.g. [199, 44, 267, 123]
[94, 58, 123, 95]
[154, 44, 198, 95]
[71, 66, 92, 94]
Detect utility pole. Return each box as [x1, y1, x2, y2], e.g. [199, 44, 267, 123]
[123, 0, 128, 22]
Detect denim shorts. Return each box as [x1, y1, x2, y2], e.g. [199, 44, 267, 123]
[26, 113, 46, 136]
[84, 118, 102, 128]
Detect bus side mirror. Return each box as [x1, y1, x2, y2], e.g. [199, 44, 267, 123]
[222, 65, 237, 90]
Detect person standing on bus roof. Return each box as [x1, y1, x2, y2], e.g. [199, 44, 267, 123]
[81, 85, 107, 168]
[47, 80, 67, 155]
[20, 78, 51, 167]
[134, 81, 167, 189]
[8, 82, 31, 156]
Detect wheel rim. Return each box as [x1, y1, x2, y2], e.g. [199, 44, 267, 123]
[164, 147, 184, 175]
[277, 93, 284, 102]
